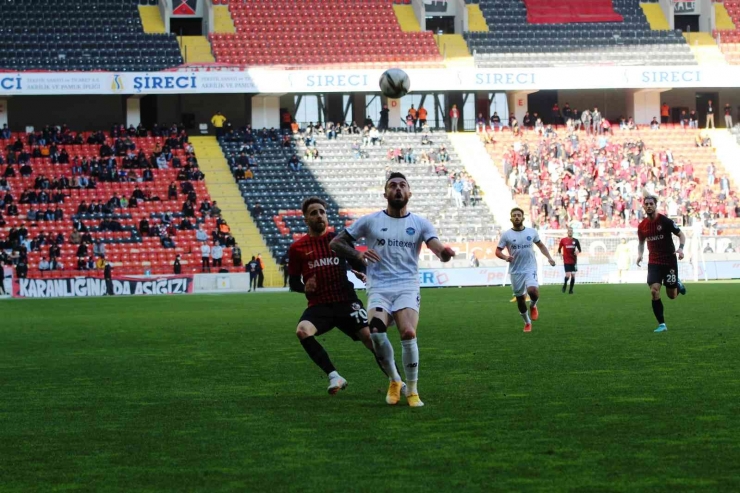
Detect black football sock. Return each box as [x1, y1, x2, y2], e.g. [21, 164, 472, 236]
[569, 277, 575, 292]
[651, 299, 665, 324]
[563, 277, 568, 290]
[300, 336, 336, 375]
[528, 291, 539, 307]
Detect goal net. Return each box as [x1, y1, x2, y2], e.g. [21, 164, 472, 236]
[537, 225, 708, 285]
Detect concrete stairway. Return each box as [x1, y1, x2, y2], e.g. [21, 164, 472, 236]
[708, 130, 740, 192]
[213, 5, 236, 33]
[189, 136, 282, 286]
[715, 2, 736, 31]
[393, 5, 421, 32]
[435, 34, 474, 67]
[683, 33, 727, 65]
[447, 132, 515, 225]
[139, 6, 165, 33]
[707, 130, 740, 235]
[640, 3, 670, 30]
[179, 36, 216, 64]
[467, 4, 489, 32]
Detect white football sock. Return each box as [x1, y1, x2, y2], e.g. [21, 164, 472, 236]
[328, 370, 339, 380]
[370, 332, 401, 382]
[529, 298, 538, 308]
[520, 311, 531, 324]
[401, 338, 419, 393]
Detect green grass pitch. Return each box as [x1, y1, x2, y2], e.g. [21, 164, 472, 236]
[2, 284, 739, 492]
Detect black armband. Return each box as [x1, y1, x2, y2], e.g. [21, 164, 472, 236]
[679, 243, 685, 250]
[289, 274, 305, 293]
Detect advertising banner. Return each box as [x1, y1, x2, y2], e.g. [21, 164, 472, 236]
[0, 65, 733, 97]
[12, 275, 194, 298]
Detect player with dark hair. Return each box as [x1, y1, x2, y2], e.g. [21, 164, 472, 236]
[496, 207, 556, 332]
[558, 227, 581, 294]
[289, 197, 400, 394]
[637, 196, 687, 333]
[330, 172, 456, 407]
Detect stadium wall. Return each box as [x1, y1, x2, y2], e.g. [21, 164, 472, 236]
[155, 94, 252, 130]
[556, 90, 629, 121]
[7, 96, 125, 131]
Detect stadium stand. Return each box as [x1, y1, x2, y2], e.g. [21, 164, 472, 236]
[523, 0, 623, 24]
[218, 125, 499, 262]
[714, 0, 740, 64]
[480, 125, 740, 235]
[0, 125, 246, 278]
[0, 0, 182, 72]
[209, 0, 443, 68]
[295, 130, 499, 243]
[218, 127, 345, 261]
[465, 0, 695, 67]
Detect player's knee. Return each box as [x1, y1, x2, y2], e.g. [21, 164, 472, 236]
[667, 290, 678, 300]
[399, 326, 416, 340]
[295, 323, 313, 340]
[369, 317, 387, 334]
[650, 286, 661, 299]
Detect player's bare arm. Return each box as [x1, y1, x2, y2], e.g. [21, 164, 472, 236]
[426, 238, 455, 262]
[535, 241, 557, 266]
[636, 238, 645, 266]
[495, 246, 513, 263]
[557, 242, 563, 257]
[676, 230, 686, 260]
[329, 230, 381, 264]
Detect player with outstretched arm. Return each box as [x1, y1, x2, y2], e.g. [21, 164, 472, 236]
[636, 196, 687, 333]
[558, 227, 581, 294]
[289, 197, 402, 395]
[330, 172, 455, 407]
[496, 208, 557, 332]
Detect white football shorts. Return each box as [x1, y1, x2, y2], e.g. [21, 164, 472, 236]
[367, 288, 421, 314]
[510, 271, 539, 297]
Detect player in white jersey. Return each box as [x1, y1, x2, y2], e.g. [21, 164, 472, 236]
[331, 172, 455, 407]
[496, 207, 556, 332]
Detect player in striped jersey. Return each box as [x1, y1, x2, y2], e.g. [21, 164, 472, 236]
[637, 196, 687, 333]
[557, 227, 581, 294]
[289, 197, 400, 394]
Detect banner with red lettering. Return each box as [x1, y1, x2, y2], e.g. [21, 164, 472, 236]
[12, 275, 194, 298]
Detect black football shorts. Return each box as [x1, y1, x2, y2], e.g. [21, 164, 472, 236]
[299, 300, 368, 341]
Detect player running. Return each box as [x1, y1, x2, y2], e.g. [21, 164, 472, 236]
[558, 227, 582, 294]
[636, 196, 687, 333]
[330, 172, 455, 407]
[496, 208, 557, 332]
[289, 197, 399, 395]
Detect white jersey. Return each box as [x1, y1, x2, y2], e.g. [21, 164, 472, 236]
[346, 210, 438, 290]
[498, 227, 540, 274]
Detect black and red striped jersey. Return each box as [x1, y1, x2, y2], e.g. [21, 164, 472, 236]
[637, 214, 681, 265]
[558, 237, 581, 265]
[288, 231, 358, 307]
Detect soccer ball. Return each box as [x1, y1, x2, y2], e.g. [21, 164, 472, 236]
[379, 68, 410, 99]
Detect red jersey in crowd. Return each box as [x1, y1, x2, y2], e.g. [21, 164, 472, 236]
[637, 214, 680, 265]
[558, 237, 582, 265]
[288, 231, 358, 307]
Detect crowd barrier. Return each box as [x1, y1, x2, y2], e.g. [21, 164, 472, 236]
[3, 261, 740, 298]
